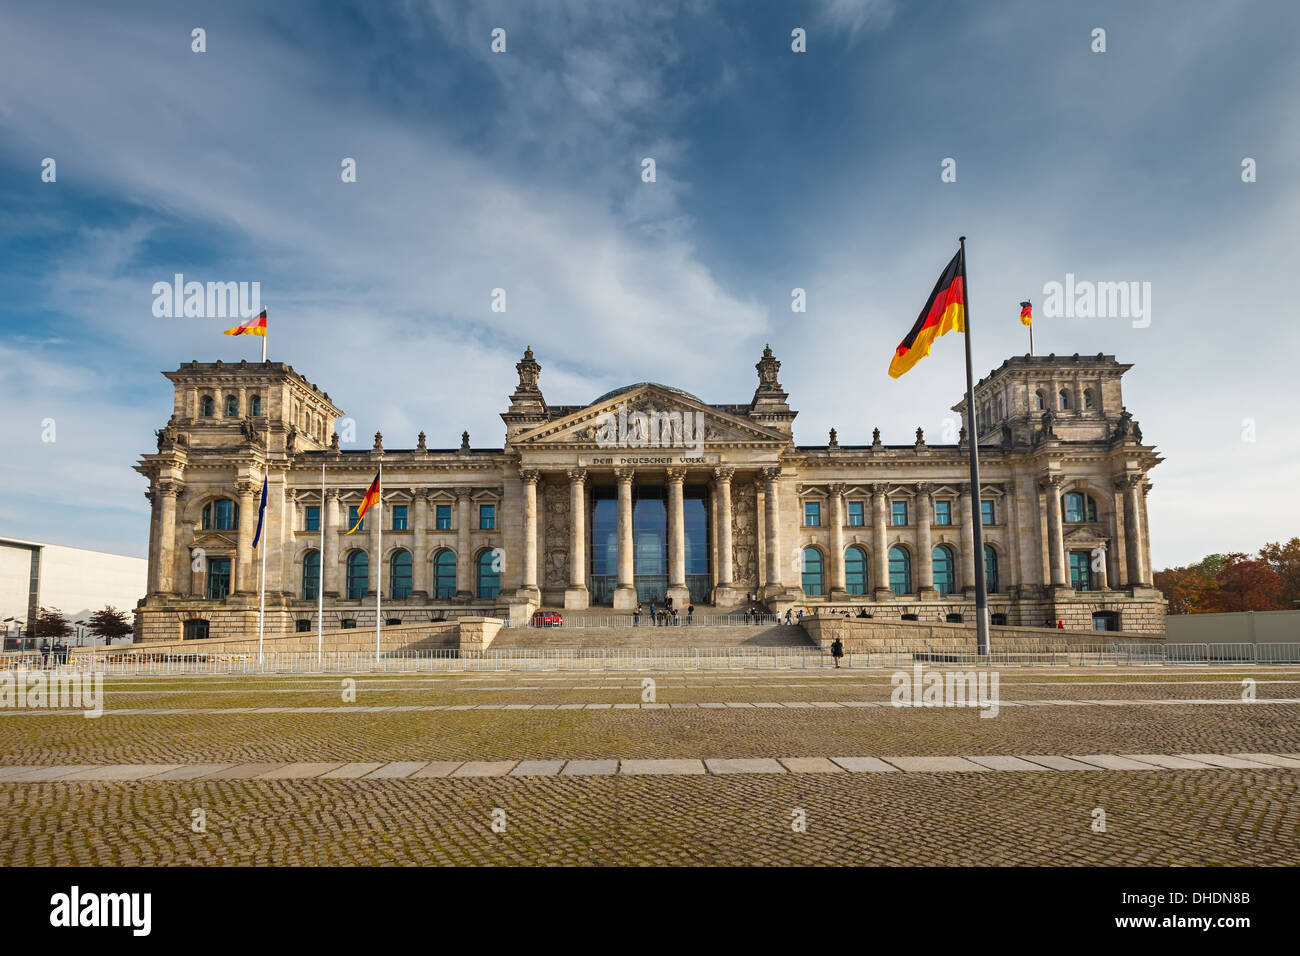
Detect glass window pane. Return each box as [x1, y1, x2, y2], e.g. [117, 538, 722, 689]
[984, 545, 998, 594]
[393, 505, 408, 531]
[477, 550, 500, 599]
[305, 506, 320, 532]
[391, 550, 412, 598]
[847, 501, 864, 526]
[981, 500, 994, 525]
[845, 546, 867, 595]
[435, 505, 452, 530]
[347, 551, 369, 600]
[479, 504, 495, 530]
[302, 550, 320, 600]
[434, 550, 457, 599]
[932, 546, 955, 595]
[891, 502, 908, 526]
[889, 547, 911, 595]
[804, 502, 820, 527]
[801, 547, 823, 596]
[935, 501, 951, 525]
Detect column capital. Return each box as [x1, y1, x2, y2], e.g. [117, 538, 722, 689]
[156, 480, 183, 499]
[455, 487, 473, 502]
[567, 467, 588, 485]
[411, 486, 432, 500]
[759, 466, 782, 484]
[235, 479, 260, 498]
[914, 481, 932, 498]
[519, 468, 541, 485]
[613, 467, 636, 483]
[325, 487, 340, 501]
[1114, 473, 1143, 491]
[869, 481, 891, 498]
[828, 482, 847, 498]
[665, 467, 687, 483]
[1041, 474, 1066, 490]
[712, 465, 735, 483]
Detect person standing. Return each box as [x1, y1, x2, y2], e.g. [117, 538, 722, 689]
[39, 639, 50, 667]
[831, 637, 844, 669]
[686, 604, 694, 625]
[633, 602, 642, 627]
[649, 603, 657, 627]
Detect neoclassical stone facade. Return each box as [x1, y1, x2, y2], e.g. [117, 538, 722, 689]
[135, 347, 1166, 640]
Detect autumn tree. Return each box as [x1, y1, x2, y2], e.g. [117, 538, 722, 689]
[32, 607, 72, 640]
[1259, 537, 1300, 610]
[1153, 567, 1214, 615]
[1209, 553, 1284, 612]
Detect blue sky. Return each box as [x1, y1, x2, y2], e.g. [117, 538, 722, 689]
[1, 0, 1297, 566]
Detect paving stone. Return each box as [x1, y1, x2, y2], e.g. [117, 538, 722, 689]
[619, 759, 706, 775]
[1018, 754, 1108, 771]
[561, 760, 618, 776]
[408, 762, 464, 778]
[613, 704, 640, 709]
[780, 701, 813, 708]
[752, 702, 784, 708]
[202, 763, 291, 780]
[255, 762, 344, 780]
[61, 765, 183, 781]
[705, 758, 786, 774]
[1230, 753, 1300, 769]
[0, 765, 98, 782]
[724, 702, 755, 708]
[150, 764, 235, 781]
[669, 703, 698, 709]
[1121, 754, 1220, 770]
[451, 761, 518, 778]
[810, 702, 844, 708]
[884, 756, 991, 773]
[320, 762, 386, 779]
[509, 760, 565, 777]
[699, 703, 727, 709]
[365, 762, 428, 779]
[778, 757, 843, 774]
[1068, 755, 1164, 771]
[1176, 753, 1276, 769]
[965, 755, 1052, 772]
[556, 703, 585, 710]
[641, 703, 669, 710]
[830, 757, 899, 773]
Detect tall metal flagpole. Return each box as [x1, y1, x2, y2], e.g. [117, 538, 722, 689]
[375, 462, 383, 664]
[317, 460, 325, 669]
[258, 480, 267, 665]
[960, 237, 991, 657]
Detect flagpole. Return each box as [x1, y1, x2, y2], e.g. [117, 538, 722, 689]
[258, 483, 267, 666]
[317, 460, 325, 670]
[375, 462, 383, 664]
[1029, 322, 1034, 357]
[960, 236, 991, 657]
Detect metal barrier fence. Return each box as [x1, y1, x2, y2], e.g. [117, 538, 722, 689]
[530, 613, 785, 628]
[2, 642, 1298, 675]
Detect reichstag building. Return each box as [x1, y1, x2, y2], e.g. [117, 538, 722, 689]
[135, 345, 1166, 641]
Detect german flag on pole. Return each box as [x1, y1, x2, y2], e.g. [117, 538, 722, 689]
[888, 249, 966, 378]
[224, 309, 267, 337]
[1019, 300, 1033, 327]
[344, 472, 380, 535]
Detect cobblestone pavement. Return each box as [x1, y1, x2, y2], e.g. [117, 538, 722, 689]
[1, 667, 1297, 865]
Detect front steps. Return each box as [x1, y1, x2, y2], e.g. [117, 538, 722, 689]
[491, 622, 813, 649]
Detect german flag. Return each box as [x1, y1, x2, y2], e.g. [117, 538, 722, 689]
[1019, 300, 1033, 327]
[224, 309, 267, 337]
[888, 249, 966, 378]
[344, 472, 380, 535]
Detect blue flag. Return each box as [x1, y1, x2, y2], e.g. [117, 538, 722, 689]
[252, 474, 269, 549]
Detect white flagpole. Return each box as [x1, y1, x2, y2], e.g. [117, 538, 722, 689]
[317, 460, 325, 669]
[375, 463, 383, 664]
[258, 481, 267, 666]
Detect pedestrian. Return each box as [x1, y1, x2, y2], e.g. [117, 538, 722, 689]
[1042, 619, 1053, 628]
[649, 603, 657, 627]
[1056, 619, 1065, 630]
[784, 609, 793, 626]
[672, 608, 679, 626]
[687, 604, 694, 625]
[633, 602, 642, 627]
[665, 595, 674, 612]
[831, 637, 844, 669]
[796, 608, 804, 623]
[39, 639, 50, 667]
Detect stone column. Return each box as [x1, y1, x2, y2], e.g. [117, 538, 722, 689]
[157, 481, 181, 595]
[958, 484, 976, 594]
[323, 488, 340, 598]
[712, 467, 737, 605]
[760, 467, 784, 598]
[871, 483, 892, 601]
[520, 470, 541, 598]
[666, 467, 689, 608]
[1043, 475, 1066, 588]
[612, 468, 637, 609]
[455, 489, 472, 601]
[412, 490, 429, 598]
[145, 490, 161, 595]
[828, 483, 847, 600]
[915, 483, 936, 598]
[235, 479, 258, 595]
[564, 469, 589, 608]
[1122, 475, 1146, 586]
[1093, 544, 1109, 590]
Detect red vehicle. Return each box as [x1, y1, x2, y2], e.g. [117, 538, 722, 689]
[531, 610, 564, 628]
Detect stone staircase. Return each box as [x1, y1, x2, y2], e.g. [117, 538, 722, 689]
[491, 620, 814, 649]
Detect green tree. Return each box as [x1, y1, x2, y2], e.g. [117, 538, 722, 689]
[32, 607, 72, 640]
[1259, 538, 1300, 609]
[87, 605, 134, 644]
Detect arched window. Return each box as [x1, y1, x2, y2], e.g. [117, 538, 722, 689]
[1034, 389, 1045, 411]
[889, 546, 911, 596]
[302, 550, 320, 600]
[845, 546, 868, 595]
[346, 551, 369, 600]
[250, 394, 262, 417]
[433, 549, 456, 599]
[477, 550, 500, 600]
[202, 498, 239, 531]
[1063, 492, 1098, 523]
[390, 549, 412, 599]
[932, 545, 955, 595]
[984, 544, 999, 594]
[801, 547, 824, 596]
[1082, 388, 1094, 409]
[225, 394, 239, 417]
[1058, 389, 1070, 410]
[200, 394, 215, 417]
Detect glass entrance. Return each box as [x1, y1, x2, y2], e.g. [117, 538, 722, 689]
[633, 487, 667, 602]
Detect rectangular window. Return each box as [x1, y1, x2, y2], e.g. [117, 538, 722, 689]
[847, 501, 864, 526]
[891, 501, 908, 526]
[435, 504, 452, 530]
[981, 500, 995, 525]
[348, 505, 363, 532]
[804, 501, 820, 526]
[305, 506, 320, 532]
[392, 505, 408, 531]
[934, 501, 951, 525]
[206, 558, 232, 600]
[479, 504, 495, 530]
[214, 499, 237, 531]
[295, 619, 311, 633]
[1069, 551, 1093, 591]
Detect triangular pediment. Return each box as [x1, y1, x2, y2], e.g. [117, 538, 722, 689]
[510, 384, 788, 448]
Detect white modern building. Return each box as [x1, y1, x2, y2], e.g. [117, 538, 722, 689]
[0, 537, 147, 648]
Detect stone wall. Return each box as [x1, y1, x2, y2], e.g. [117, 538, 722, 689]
[804, 614, 1161, 652]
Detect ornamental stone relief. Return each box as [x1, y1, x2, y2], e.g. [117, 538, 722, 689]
[731, 481, 759, 590]
[543, 480, 571, 589]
